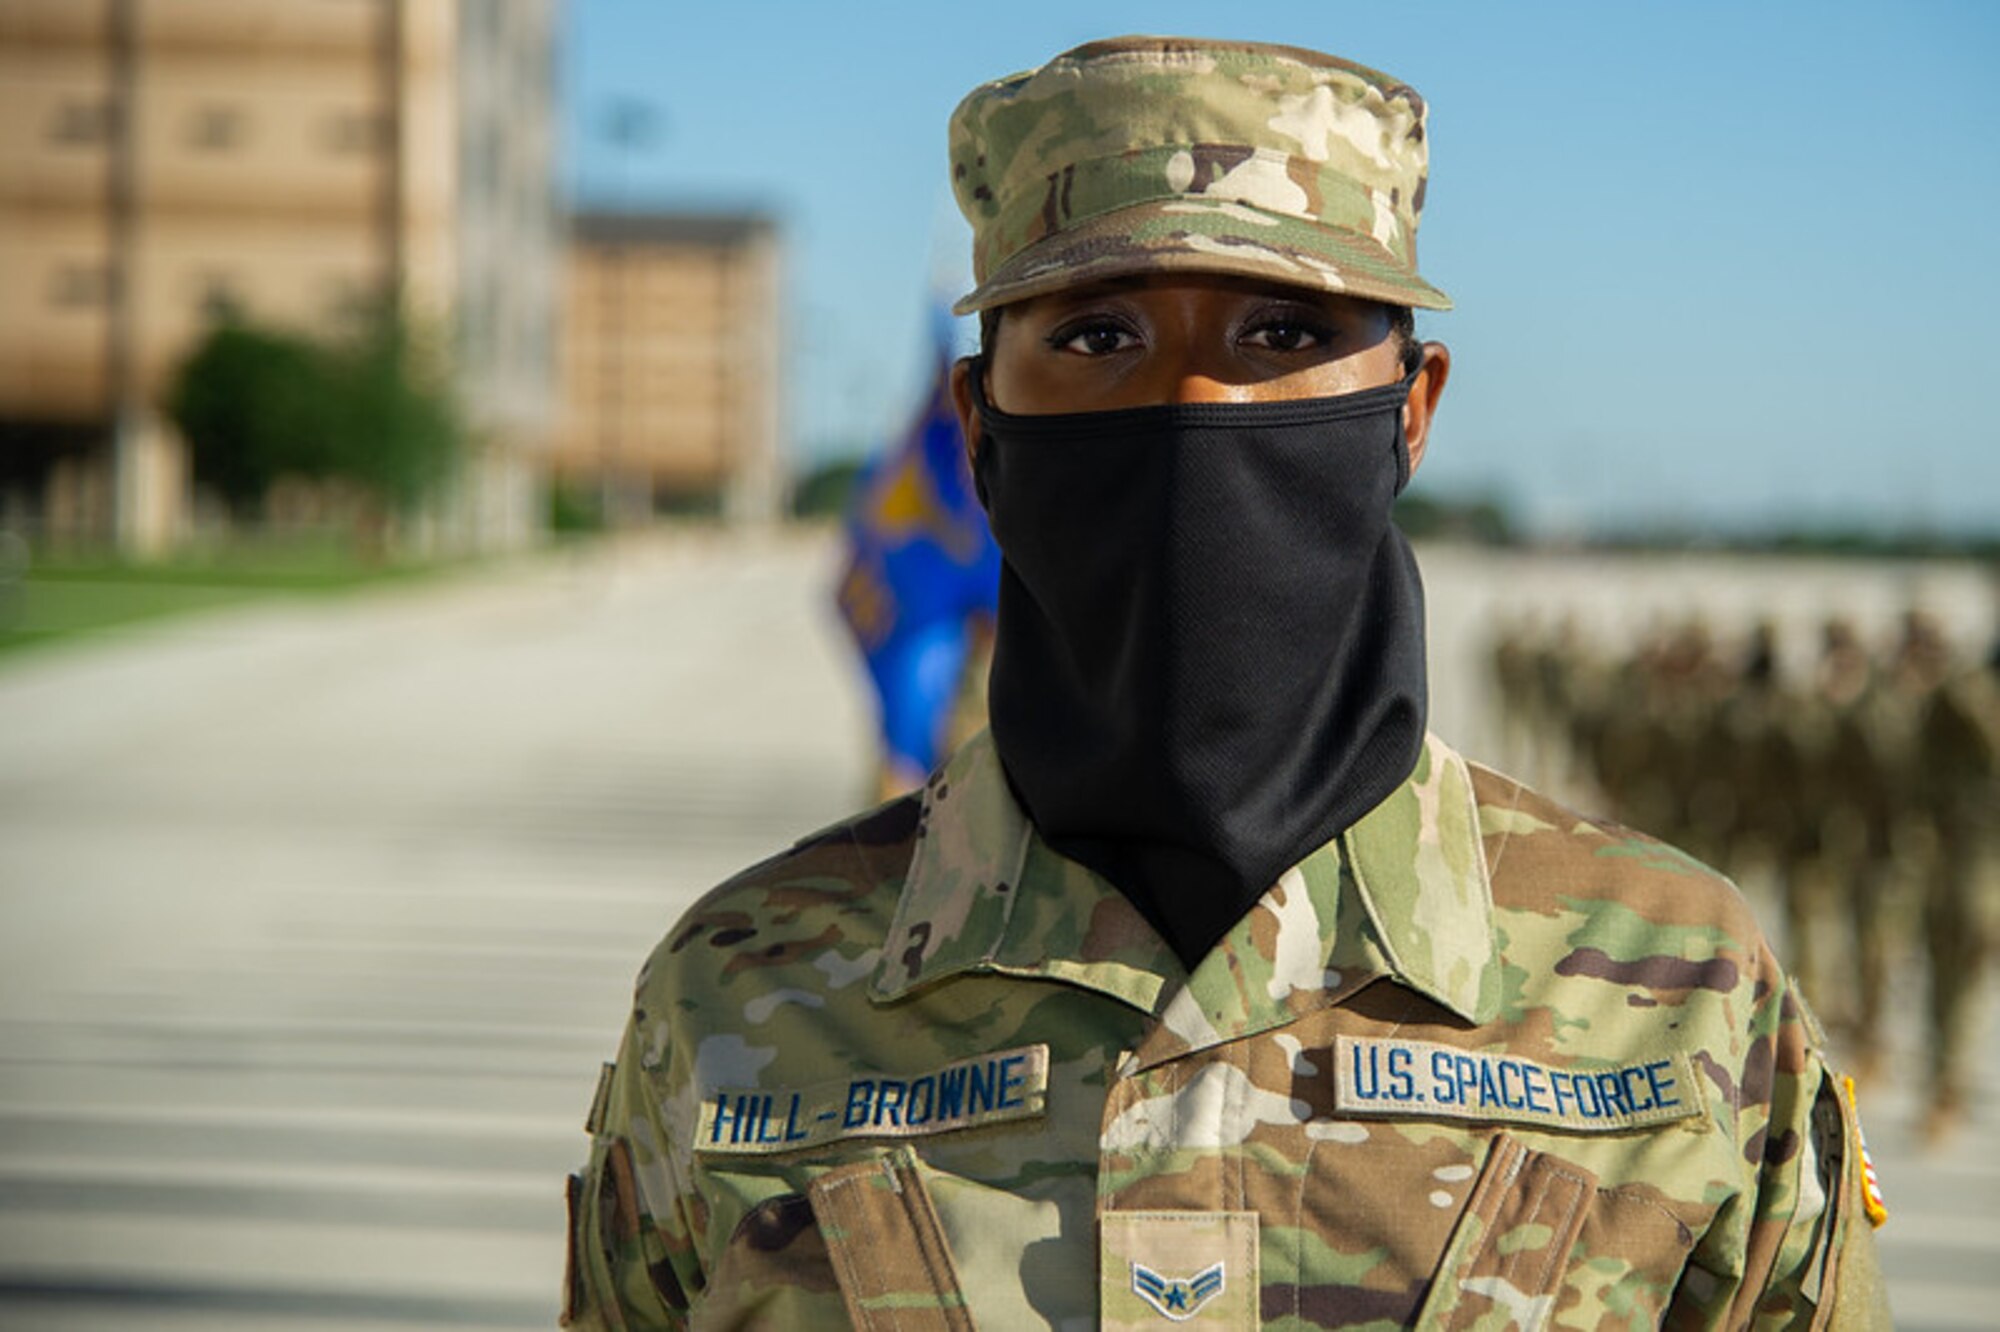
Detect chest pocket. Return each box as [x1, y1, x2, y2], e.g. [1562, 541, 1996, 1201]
[1413, 1135, 1599, 1330]
[692, 1148, 979, 1332]
[1283, 1128, 1699, 1332]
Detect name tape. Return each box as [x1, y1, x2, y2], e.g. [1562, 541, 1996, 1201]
[695, 1043, 1049, 1155]
[1333, 1035, 1702, 1132]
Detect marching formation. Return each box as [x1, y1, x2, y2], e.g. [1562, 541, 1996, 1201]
[1490, 607, 2000, 1140]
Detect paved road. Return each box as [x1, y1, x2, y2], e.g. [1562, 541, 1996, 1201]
[0, 531, 1990, 1329]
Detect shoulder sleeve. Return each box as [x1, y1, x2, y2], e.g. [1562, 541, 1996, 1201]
[1739, 974, 1893, 1331]
[563, 1006, 703, 1330]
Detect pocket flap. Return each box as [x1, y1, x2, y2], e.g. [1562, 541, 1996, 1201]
[1418, 1134, 1598, 1331]
[809, 1148, 979, 1331]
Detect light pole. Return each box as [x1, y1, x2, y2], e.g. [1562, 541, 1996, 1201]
[106, 0, 139, 550]
[596, 98, 659, 528]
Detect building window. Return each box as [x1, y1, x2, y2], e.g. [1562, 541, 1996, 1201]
[189, 106, 245, 151]
[323, 110, 381, 154]
[48, 100, 112, 146]
[49, 264, 109, 307]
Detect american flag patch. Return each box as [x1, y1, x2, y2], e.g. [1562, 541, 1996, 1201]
[1845, 1075, 1888, 1228]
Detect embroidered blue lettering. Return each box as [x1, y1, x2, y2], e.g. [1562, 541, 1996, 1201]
[1549, 1070, 1575, 1117]
[968, 1059, 998, 1114]
[1330, 1036, 1700, 1132]
[1476, 1059, 1502, 1109]
[1645, 1059, 1680, 1109]
[1596, 1070, 1631, 1119]
[1387, 1045, 1418, 1101]
[905, 1075, 935, 1126]
[873, 1079, 906, 1128]
[935, 1066, 968, 1119]
[1431, 1051, 1458, 1104]
[1498, 1060, 1526, 1110]
[708, 1093, 739, 1145]
[782, 1092, 809, 1142]
[997, 1053, 1029, 1109]
[756, 1094, 790, 1145]
[696, 1044, 1050, 1155]
[1521, 1063, 1550, 1113]
[1351, 1042, 1382, 1100]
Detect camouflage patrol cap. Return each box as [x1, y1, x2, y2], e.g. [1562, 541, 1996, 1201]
[950, 35, 1451, 316]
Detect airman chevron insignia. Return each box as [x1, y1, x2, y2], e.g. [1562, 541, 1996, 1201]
[1131, 1260, 1225, 1321]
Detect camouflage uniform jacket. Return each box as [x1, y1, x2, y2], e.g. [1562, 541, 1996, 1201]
[565, 732, 1890, 1330]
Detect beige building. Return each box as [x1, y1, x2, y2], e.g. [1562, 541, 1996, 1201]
[447, 0, 559, 552]
[558, 211, 783, 525]
[0, 0, 558, 553]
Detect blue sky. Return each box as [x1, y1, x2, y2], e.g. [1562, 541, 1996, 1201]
[563, 1, 1999, 537]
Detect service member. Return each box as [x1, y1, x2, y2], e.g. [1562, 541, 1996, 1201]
[565, 36, 1890, 1330]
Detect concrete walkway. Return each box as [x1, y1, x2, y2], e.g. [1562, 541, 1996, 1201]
[0, 531, 1989, 1328]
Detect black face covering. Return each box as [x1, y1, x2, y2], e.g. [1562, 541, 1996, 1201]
[970, 369, 1429, 970]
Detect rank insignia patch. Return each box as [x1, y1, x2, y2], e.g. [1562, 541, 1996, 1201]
[1101, 1210, 1257, 1328]
[1132, 1261, 1224, 1321]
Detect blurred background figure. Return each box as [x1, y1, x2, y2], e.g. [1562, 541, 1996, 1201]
[835, 312, 1000, 798]
[1786, 612, 1900, 1068]
[1493, 601, 2000, 1145]
[1910, 610, 2000, 1142]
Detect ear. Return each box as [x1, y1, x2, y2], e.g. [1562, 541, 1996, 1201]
[1401, 341, 1451, 477]
[950, 356, 983, 465]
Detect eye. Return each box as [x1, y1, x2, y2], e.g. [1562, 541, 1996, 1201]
[1240, 311, 1335, 352]
[1046, 317, 1140, 356]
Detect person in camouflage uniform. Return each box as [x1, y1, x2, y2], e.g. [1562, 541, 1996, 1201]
[1906, 614, 1998, 1140]
[566, 36, 1889, 1330]
[1780, 611, 1951, 1088]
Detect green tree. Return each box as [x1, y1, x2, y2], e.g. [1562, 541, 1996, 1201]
[167, 306, 463, 531]
[322, 308, 462, 516]
[166, 320, 336, 516]
[790, 456, 867, 519]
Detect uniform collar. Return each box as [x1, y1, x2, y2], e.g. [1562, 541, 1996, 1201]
[870, 732, 1500, 1048]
